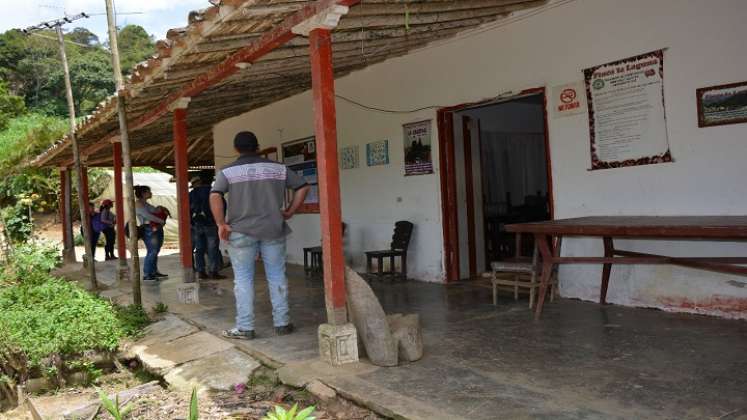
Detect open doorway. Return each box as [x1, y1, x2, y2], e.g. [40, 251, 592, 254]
[438, 90, 552, 281]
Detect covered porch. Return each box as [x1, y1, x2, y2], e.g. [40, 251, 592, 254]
[83, 255, 747, 420]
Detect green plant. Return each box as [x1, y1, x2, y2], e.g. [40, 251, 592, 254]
[262, 404, 316, 420]
[0, 240, 61, 285]
[152, 302, 169, 314]
[1, 201, 32, 243]
[189, 387, 199, 420]
[99, 389, 134, 420]
[67, 359, 103, 384]
[113, 304, 151, 338]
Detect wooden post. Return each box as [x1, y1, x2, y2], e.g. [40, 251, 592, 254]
[112, 142, 127, 264]
[172, 101, 194, 283]
[59, 168, 75, 263]
[106, 0, 141, 304]
[309, 28, 347, 325]
[56, 25, 96, 288]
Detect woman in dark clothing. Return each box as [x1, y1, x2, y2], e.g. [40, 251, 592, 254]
[99, 199, 117, 260]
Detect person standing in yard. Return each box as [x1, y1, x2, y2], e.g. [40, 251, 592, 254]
[210, 131, 310, 339]
[135, 185, 168, 282]
[189, 174, 225, 280]
[99, 199, 117, 260]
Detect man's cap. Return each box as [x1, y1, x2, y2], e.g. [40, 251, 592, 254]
[234, 131, 259, 151]
[101, 199, 113, 207]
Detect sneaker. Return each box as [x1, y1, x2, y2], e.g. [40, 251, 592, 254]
[142, 276, 158, 283]
[222, 328, 255, 340]
[197, 271, 209, 280]
[209, 272, 227, 280]
[154, 272, 168, 278]
[275, 323, 295, 336]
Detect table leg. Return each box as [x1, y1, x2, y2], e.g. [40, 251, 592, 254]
[534, 234, 556, 320]
[600, 237, 614, 304]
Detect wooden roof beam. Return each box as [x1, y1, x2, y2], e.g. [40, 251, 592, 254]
[75, 0, 361, 164]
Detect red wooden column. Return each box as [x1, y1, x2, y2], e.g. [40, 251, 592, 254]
[310, 28, 347, 325]
[172, 100, 194, 283]
[112, 142, 127, 264]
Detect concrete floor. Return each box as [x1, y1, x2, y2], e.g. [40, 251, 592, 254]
[83, 255, 747, 420]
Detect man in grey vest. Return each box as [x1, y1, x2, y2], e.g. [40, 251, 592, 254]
[210, 131, 310, 339]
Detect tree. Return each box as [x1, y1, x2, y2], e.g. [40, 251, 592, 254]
[118, 25, 155, 73]
[0, 83, 26, 131]
[69, 50, 115, 114]
[68, 27, 100, 47]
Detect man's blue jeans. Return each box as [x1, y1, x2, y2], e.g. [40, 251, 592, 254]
[192, 224, 221, 273]
[228, 232, 290, 331]
[142, 227, 163, 278]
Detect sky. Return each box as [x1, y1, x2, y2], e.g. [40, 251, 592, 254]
[0, 0, 210, 42]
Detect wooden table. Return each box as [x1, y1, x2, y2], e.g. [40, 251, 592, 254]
[506, 216, 747, 319]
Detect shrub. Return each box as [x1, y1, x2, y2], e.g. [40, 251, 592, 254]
[0, 240, 60, 286]
[114, 304, 151, 338]
[0, 242, 147, 404]
[0, 201, 32, 244]
[0, 278, 122, 367]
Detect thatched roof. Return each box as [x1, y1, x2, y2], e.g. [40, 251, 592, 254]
[32, 0, 547, 169]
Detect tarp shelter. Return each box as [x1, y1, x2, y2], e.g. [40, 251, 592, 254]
[95, 172, 179, 242]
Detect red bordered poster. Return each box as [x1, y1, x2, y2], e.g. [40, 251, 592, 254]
[584, 50, 672, 170]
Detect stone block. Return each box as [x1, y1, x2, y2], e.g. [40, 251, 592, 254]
[121, 314, 199, 359]
[387, 313, 424, 362]
[306, 379, 337, 403]
[177, 283, 200, 304]
[164, 348, 260, 393]
[345, 267, 398, 367]
[318, 323, 359, 366]
[138, 331, 233, 374]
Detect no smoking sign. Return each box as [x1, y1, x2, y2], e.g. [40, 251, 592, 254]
[552, 82, 586, 118]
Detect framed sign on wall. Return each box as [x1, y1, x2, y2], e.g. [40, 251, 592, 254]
[281, 136, 319, 213]
[696, 81, 747, 128]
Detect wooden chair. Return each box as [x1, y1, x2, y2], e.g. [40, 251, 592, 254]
[303, 223, 346, 278]
[365, 221, 414, 280]
[490, 234, 559, 308]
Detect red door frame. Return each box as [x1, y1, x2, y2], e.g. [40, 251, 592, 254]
[437, 87, 554, 282]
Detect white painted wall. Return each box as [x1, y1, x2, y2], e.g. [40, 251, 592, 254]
[214, 0, 747, 317]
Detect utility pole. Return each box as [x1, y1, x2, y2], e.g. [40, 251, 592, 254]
[105, 0, 141, 306]
[25, 14, 97, 289]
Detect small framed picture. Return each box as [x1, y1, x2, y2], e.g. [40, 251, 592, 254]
[696, 81, 747, 128]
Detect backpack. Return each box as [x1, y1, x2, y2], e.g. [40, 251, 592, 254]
[124, 222, 145, 240]
[190, 188, 214, 226]
[91, 213, 105, 233]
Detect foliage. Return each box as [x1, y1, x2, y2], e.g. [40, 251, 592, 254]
[0, 278, 122, 366]
[0, 241, 61, 284]
[0, 82, 25, 131]
[0, 25, 154, 116]
[118, 25, 156, 74]
[0, 113, 66, 211]
[114, 304, 151, 338]
[99, 389, 134, 420]
[0, 201, 33, 244]
[262, 404, 316, 420]
[0, 242, 146, 404]
[153, 302, 169, 314]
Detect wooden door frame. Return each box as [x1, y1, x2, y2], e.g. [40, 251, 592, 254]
[437, 87, 554, 282]
[462, 116, 477, 278]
